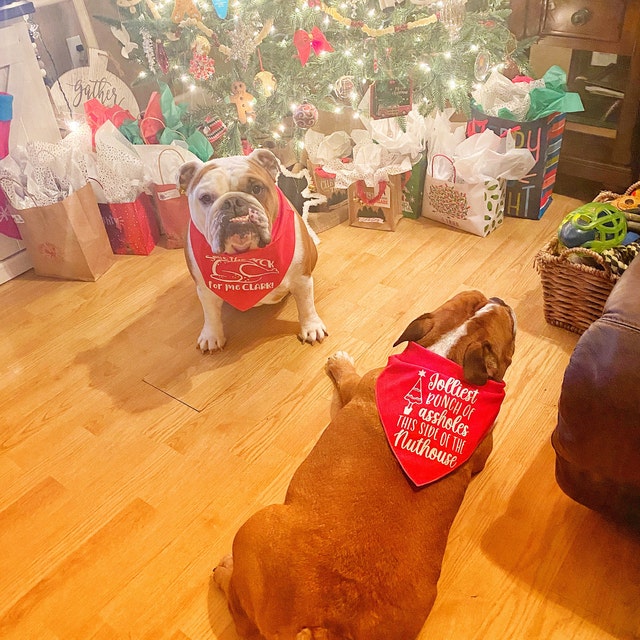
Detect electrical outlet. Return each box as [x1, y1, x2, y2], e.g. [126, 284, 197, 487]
[66, 35, 85, 68]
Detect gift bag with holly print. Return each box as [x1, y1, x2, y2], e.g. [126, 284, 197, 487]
[421, 154, 505, 237]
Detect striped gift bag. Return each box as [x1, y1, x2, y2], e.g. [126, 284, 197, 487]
[466, 109, 566, 220]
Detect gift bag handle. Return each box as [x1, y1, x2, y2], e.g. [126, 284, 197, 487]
[355, 180, 388, 206]
[430, 154, 456, 183]
[157, 147, 186, 184]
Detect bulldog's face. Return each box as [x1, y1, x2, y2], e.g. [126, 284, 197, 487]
[178, 149, 280, 254]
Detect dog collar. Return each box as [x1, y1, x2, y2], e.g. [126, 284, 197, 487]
[375, 342, 506, 487]
[189, 187, 296, 311]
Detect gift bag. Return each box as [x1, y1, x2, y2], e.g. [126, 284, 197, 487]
[466, 108, 566, 220]
[348, 175, 404, 231]
[306, 161, 349, 231]
[10, 182, 114, 281]
[401, 153, 427, 219]
[99, 192, 160, 255]
[422, 155, 505, 237]
[151, 148, 190, 249]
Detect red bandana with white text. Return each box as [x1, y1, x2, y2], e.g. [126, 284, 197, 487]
[375, 342, 506, 487]
[189, 187, 296, 311]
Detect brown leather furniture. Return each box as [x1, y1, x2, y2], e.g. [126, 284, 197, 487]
[552, 254, 640, 529]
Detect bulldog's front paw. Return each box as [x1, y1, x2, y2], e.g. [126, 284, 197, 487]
[325, 351, 355, 380]
[213, 554, 233, 595]
[197, 327, 227, 353]
[298, 318, 328, 345]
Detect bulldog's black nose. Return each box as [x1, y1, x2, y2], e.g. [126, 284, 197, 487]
[221, 197, 246, 215]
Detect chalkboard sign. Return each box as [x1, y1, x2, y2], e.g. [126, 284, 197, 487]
[466, 109, 566, 220]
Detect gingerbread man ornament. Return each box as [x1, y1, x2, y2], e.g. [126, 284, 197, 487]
[229, 81, 255, 124]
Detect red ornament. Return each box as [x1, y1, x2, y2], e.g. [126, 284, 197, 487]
[200, 116, 227, 145]
[155, 39, 169, 74]
[241, 138, 254, 156]
[189, 51, 216, 80]
[292, 102, 319, 129]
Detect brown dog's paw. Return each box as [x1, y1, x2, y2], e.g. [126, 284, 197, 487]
[213, 554, 234, 594]
[325, 351, 355, 380]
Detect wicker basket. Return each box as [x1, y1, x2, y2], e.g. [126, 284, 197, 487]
[534, 239, 619, 334]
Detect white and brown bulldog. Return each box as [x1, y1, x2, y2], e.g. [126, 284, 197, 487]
[214, 290, 516, 640]
[178, 149, 327, 352]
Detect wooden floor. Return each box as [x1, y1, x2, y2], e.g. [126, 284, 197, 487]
[1, 193, 639, 640]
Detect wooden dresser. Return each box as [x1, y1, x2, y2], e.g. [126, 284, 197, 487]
[510, 0, 640, 190]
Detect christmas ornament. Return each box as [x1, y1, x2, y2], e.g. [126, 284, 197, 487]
[200, 116, 227, 145]
[292, 102, 319, 129]
[117, 0, 143, 14]
[228, 19, 260, 69]
[293, 26, 334, 67]
[155, 39, 169, 74]
[334, 75, 355, 102]
[189, 36, 216, 80]
[474, 51, 490, 82]
[189, 52, 216, 80]
[111, 24, 138, 59]
[229, 82, 256, 124]
[317, 3, 436, 37]
[145, 0, 161, 19]
[439, 0, 467, 40]
[501, 56, 521, 81]
[141, 28, 156, 71]
[171, 0, 201, 22]
[254, 70, 277, 97]
[211, 0, 228, 19]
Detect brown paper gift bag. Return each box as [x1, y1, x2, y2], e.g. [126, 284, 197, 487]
[348, 175, 405, 231]
[10, 183, 114, 281]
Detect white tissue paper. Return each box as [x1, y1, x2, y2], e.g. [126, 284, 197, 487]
[425, 109, 536, 185]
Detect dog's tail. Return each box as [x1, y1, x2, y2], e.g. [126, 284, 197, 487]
[296, 628, 350, 640]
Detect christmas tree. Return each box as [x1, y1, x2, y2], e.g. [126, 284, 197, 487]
[98, 0, 530, 156]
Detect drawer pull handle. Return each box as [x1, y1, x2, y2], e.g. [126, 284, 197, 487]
[571, 8, 592, 26]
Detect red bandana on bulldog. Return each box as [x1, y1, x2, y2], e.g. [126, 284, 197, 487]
[189, 187, 296, 311]
[375, 342, 506, 487]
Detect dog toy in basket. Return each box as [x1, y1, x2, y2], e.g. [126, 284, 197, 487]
[557, 202, 627, 252]
[594, 180, 640, 235]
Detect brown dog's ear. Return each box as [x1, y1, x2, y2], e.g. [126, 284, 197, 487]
[462, 340, 502, 386]
[393, 313, 434, 347]
[177, 160, 203, 195]
[462, 341, 489, 385]
[248, 149, 280, 182]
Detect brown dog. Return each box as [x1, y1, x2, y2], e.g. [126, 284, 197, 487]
[214, 290, 516, 640]
[178, 149, 327, 352]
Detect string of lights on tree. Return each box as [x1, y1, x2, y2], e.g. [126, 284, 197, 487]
[99, 0, 531, 156]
